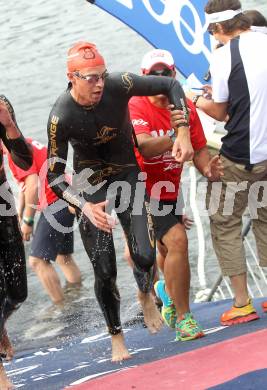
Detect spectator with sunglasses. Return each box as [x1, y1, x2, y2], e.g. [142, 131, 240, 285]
[126, 49, 223, 342]
[46, 41, 194, 362]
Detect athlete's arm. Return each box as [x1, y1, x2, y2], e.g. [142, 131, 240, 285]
[7, 149, 38, 239]
[129, 97, 173, 157]
[46, 112, 114, 232]
[136, 133, 173, 158]
[109, 73, 193, 162]
[110, 72, 189, 123]
[193, 146, 211, 176]
[20, 174, 39, 241]
[129, 73, 193, 162]
[0, 96, 32, 170]
[46, 112, 85, 209]
[17, 189, 25, 223]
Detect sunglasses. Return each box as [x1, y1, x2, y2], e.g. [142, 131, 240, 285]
[73, 70, 108, 83]
[148, 68, 173, 77]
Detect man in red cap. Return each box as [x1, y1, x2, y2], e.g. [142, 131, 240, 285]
[47, 41, 193, 362]
[125, 49, 223, 342]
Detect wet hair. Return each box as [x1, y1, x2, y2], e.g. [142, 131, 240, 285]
[244, 10, 267, 27]
[205, 0, 250, 35]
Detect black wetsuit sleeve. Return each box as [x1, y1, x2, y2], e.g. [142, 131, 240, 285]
[46, 113, 86, 210]
[0, 95, 32, 170]
[108, 72, 189, 127]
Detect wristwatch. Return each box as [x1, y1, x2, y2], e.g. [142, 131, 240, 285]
[23, 216, 34, 227]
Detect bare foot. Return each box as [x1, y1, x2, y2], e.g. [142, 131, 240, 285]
[0, 329, 14, 361]
[138, 291, 163, 333]
[111, 333, 131, 362]
[0, 364, 14, 389]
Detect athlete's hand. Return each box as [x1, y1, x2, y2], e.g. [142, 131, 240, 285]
[172, 129, 194, 163]
[169, 105, 191, 129]
[82, 200, 116, 233]
[0, 100, 20, 139]
[21, 223, 33, 241]
[0, 100, 14, 129]
[182, 215, 194, 230]
[204, 155, 224, 181]
[168, 106, 193, 163]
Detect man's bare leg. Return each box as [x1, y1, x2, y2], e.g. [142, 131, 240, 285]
[230, 273, 250, 307]
[56, 254, 82, 285]
[162, 224, 190, 318]
[29, 256, 64, 304]
[156, 245, 167, 274]
[124, 238, 162, 332]
[0, 328, 14, 361]
[0, 363, 14, 390]
[111, 333, 131, 362]
[138, 291, 163, 333]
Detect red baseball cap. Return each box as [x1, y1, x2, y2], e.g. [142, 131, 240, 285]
[67, 42, 105, 72]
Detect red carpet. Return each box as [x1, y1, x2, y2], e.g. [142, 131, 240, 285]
[69, 329, 267, 390]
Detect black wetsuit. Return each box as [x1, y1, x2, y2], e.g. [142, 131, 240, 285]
[0, 95, 32, 338]
[47, 72, 189, 334]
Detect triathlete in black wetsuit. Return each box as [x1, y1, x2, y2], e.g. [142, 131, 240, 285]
[47, 42, 192, 362]
[0, 95, 32, 388]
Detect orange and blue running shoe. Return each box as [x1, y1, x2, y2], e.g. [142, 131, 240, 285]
[221, 299, 259, 326]
[262, 301, 267, 313]
[154, 280, 176, 328]
[175, 313, 204, 341]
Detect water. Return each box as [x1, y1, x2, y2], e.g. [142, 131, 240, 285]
[0, 0, 266, 352]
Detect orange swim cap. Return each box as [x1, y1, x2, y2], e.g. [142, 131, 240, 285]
[67, 42, 105, 73]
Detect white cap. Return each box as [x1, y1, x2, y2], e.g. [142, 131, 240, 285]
[205, 8, 242, 24]
[141, 49, 175, 74]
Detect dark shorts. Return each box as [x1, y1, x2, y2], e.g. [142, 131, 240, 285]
[30, 200, 74, 262]
[150, 199, 183, 242]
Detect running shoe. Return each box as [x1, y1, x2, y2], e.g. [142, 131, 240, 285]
[261, 301, 267, 313]
[154, 280, 177, 328]
[175, 312, 204, 341]
[220, 299, 259, 326]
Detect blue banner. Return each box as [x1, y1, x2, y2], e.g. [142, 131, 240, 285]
[87, 0, 212, 83]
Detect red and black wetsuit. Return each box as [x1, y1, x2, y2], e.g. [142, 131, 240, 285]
[0, 95, 32, 338]
[47, 72, 188, 334]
